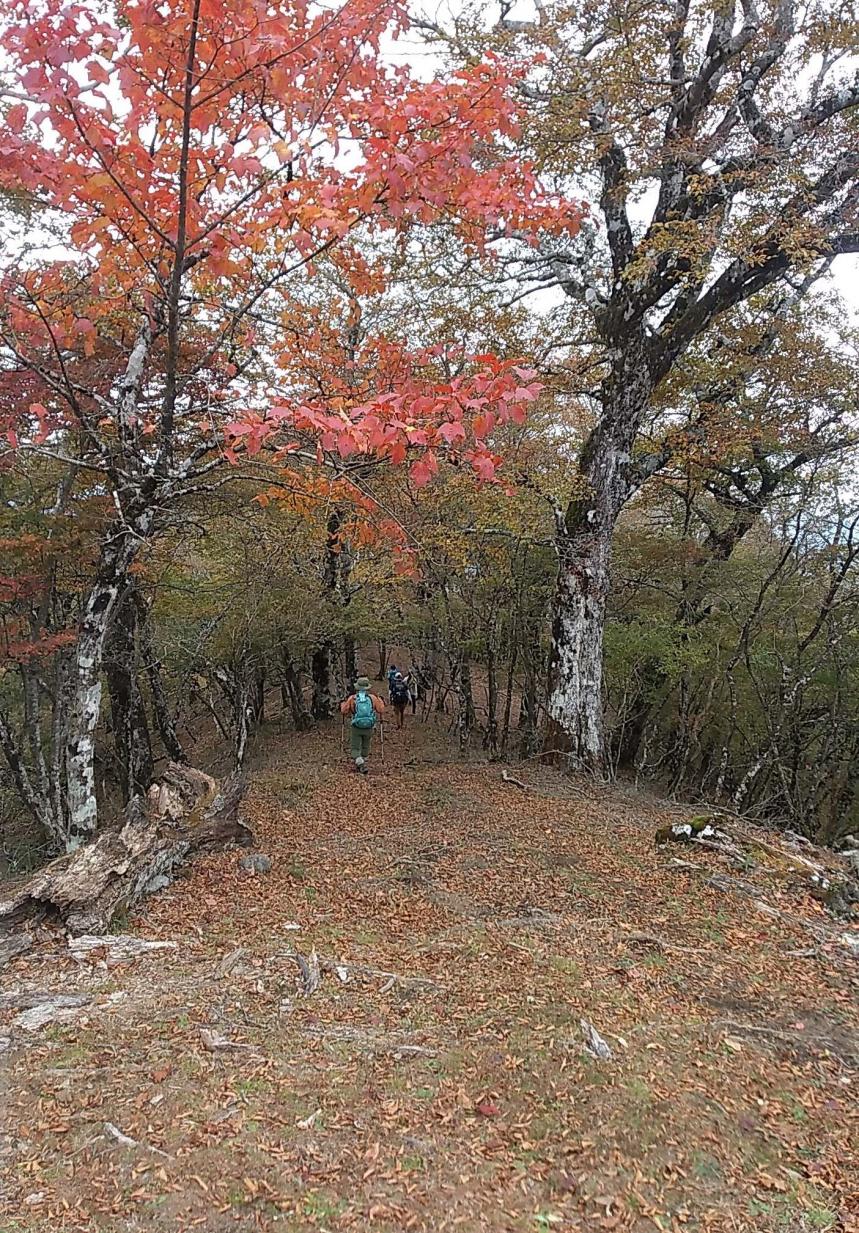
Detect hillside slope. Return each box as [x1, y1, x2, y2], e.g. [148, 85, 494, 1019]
[1, 716, 857, 1233]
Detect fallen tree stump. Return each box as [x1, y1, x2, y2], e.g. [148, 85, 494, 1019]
[0, 764, 251, 936]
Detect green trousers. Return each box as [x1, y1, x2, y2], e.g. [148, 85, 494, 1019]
[349, 725, 374, 761]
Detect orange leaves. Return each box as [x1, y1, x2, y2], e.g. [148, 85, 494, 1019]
[0, 0, 573, 529]
[438, 421, 466, 445]
[5, 104, 27, 134]
[225, 350, 543, 489]
[1, 0, 579, 303]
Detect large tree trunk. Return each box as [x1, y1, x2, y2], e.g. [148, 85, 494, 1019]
[544, 535, 609, 769]
[544, 337, 651, 773]
[105, 588, 154, 804]
[66, 522, 150, 849]
[0, 764, 250, 935]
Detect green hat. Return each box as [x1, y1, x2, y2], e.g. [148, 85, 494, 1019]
[355, 676, 371, 690]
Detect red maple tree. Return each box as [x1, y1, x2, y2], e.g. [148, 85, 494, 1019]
[0, 0, 579, 845]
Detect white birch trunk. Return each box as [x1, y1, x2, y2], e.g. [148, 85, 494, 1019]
[65, 516, 152, 849]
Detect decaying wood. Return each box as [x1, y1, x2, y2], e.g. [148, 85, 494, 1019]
[199, 1027, 257, 1053]
[614, 928, 692, 955]
[731, 829, 823, 875]
[10, 994, 91, 1032]
[104, 1121, 171, 1158]
[280, 946, 438, 995]
[0, 932, 33, 969]
[0, 990, 91, 1011]
[321, 956, 438, 991]
[675, 808, 827, 874]
[216, 946, 250, 978]
[501, 769, 529, 790]
[292, 948, 321, 995]
[0, 764, 250, 935]
[68, 934, 178, 965]
[303, 1024, 438, 1058]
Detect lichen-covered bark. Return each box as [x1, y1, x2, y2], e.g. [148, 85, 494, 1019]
[545, 538, 609, 771]
[545, 336, 651, 774]
[66, 517, 152, 849]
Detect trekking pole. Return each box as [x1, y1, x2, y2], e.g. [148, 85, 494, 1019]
[379, 719, 385, 761]
[341, 714, 346, 755]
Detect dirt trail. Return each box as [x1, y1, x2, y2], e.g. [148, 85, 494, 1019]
[1, 713, 857, 1233]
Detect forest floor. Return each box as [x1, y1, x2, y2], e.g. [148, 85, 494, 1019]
[1, 705, 858, 1233]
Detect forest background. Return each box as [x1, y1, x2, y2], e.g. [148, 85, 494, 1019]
[1, 0, 858, 865]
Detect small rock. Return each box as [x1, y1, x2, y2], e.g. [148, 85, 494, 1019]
[580, 1018, 613, 1061]
[13, 995, 90, 1032]
[845, 850, 859, 878]
[240, 853, 272, 876]
[839, 933, 859, 958]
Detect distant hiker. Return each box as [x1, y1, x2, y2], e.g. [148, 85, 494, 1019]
[340, 676, 385, 774]
[405, 666, 420, 714]
[390, 671, 411, 729]
[387, 663, 398, 700]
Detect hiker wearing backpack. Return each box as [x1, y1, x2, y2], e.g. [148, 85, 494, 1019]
[340, 676, 385, 773]
[405, 666, 420, 714]
[390, 671, 411, 729]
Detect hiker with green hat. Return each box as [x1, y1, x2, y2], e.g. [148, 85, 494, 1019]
[340, 676, 385, 774]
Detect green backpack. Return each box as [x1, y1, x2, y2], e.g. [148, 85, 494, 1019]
[352, 690, 376, 729]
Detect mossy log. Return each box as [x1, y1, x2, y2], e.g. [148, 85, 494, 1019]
[655, 815, 718, 845]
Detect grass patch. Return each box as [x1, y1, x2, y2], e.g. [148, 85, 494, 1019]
[691, 1151, 724, 1183]
[302, 1192, 346, 1221]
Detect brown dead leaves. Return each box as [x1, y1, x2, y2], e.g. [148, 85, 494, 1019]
[1, 720, 856, 1232]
